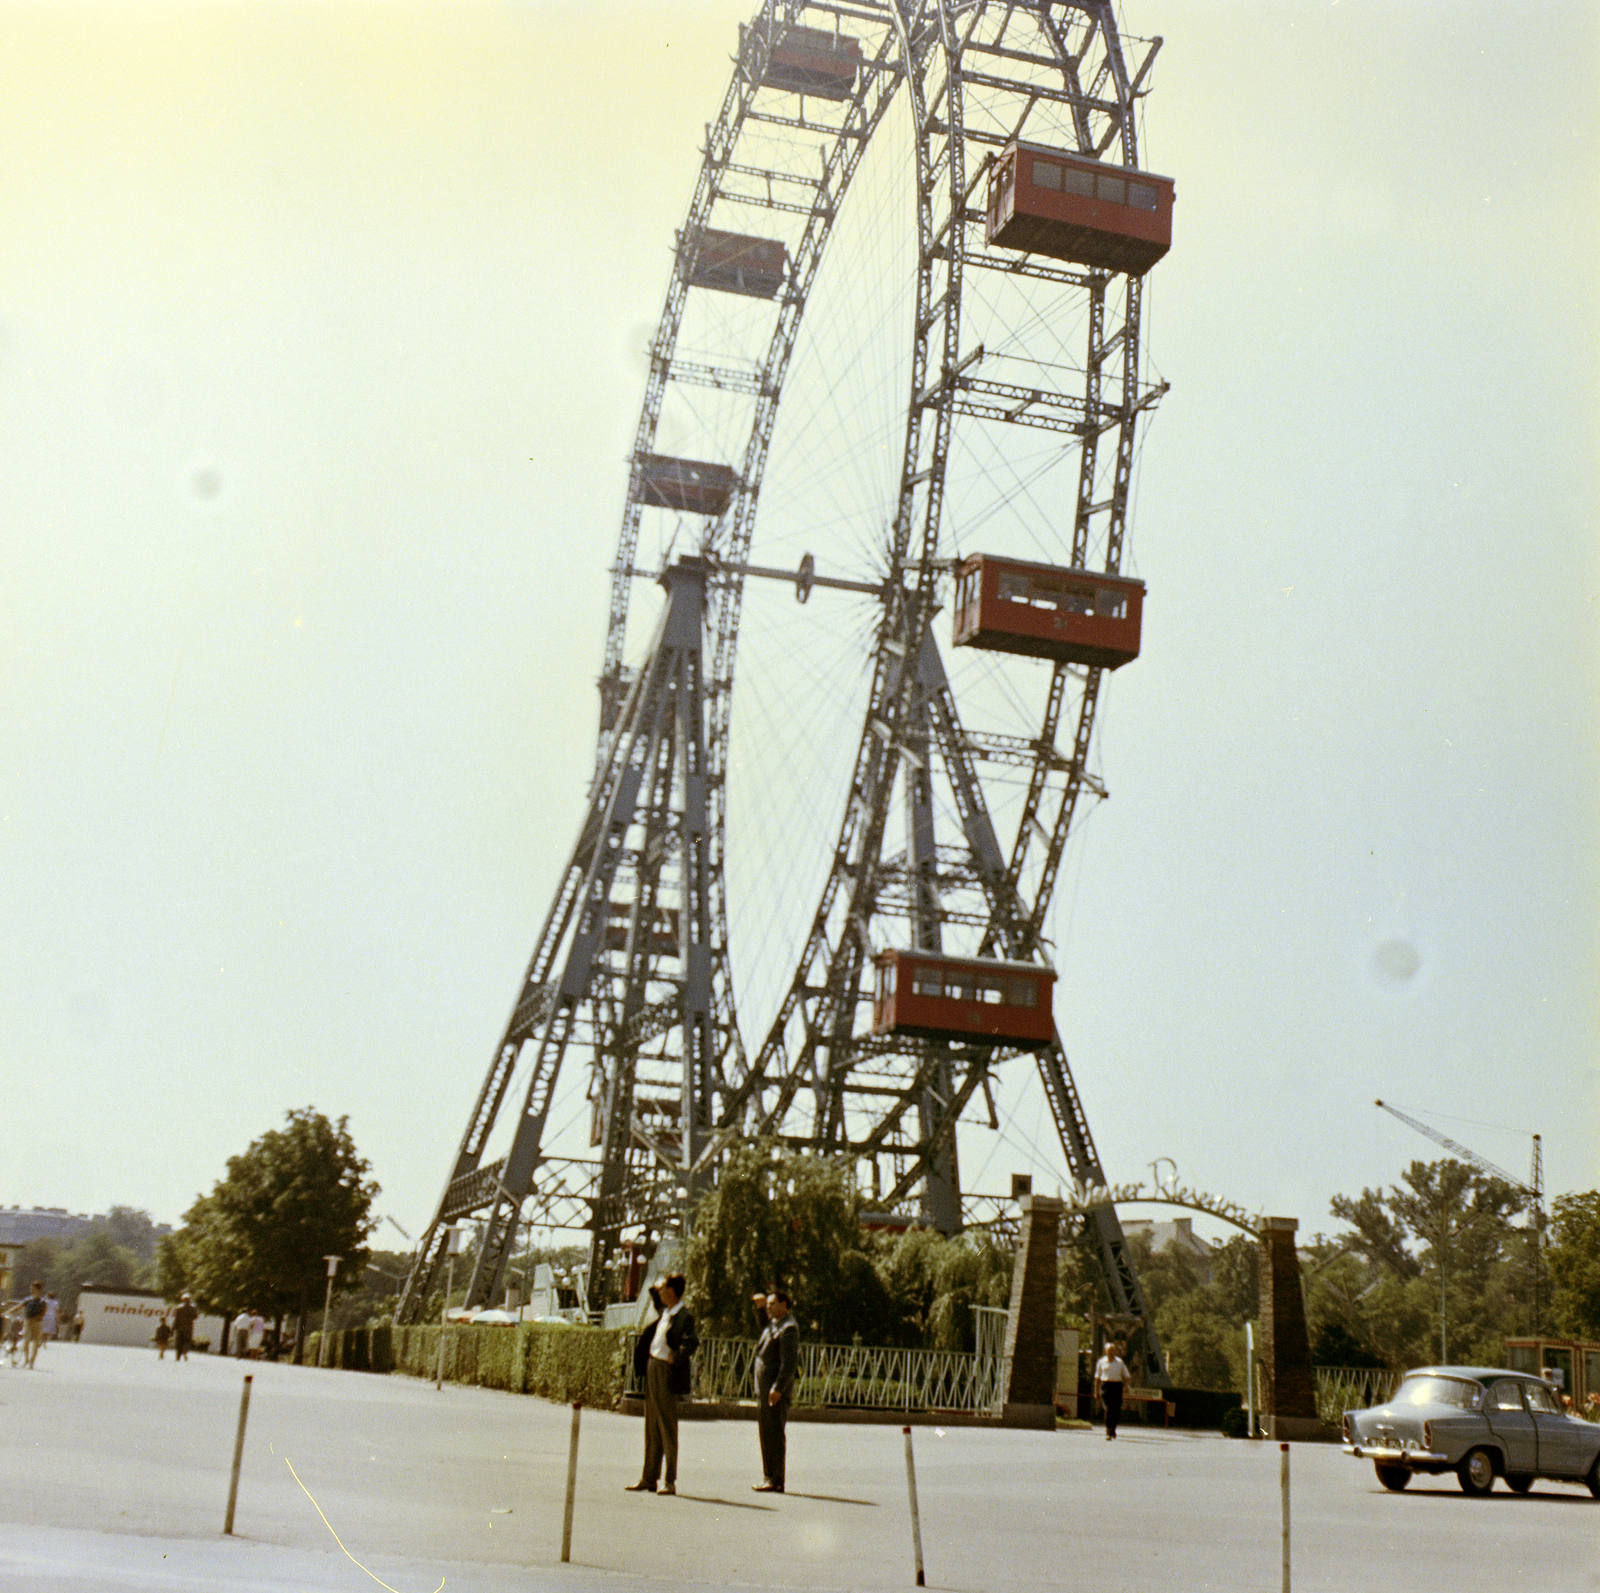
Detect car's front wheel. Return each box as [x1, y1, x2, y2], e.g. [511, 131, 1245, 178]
[1504, 1473, 1534, 1495]
[1457, 1448, 1497, 1496]
[1586, 1455, 1600, 1501]
[1374, 1463, 1410, 1491]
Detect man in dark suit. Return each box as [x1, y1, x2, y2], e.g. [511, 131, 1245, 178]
[752, 1289, 799, 1493]
[626, 1273, 697, 1496]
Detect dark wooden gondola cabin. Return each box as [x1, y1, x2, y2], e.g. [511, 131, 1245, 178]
[631, 455, 740, 517]
[986, 141, 1174, 275]
[762, 25, 862, 100]
[952, 554, 1144, 670]
[685, 229, 787, 300]
[872, 951, 1055, 1049]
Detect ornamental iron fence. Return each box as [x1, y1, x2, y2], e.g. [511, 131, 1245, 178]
[627, 1326, 1010, 1416]
[1315, 1366, 1401, 1426]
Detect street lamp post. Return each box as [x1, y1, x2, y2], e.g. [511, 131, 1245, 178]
[436, 1227, 462, 1391]
[318, 1255, 342, 1368]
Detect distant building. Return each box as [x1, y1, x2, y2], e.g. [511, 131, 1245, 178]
[0, 1207, 171, 1249]
[0, 1208, 92, 1246]
[1122, 1215, 1214, 1284]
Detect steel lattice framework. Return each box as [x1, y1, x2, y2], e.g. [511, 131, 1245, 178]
[398, 0, 1172, 1377]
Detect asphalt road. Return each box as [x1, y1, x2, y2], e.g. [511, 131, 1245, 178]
[2, 1342, 1596, 1592]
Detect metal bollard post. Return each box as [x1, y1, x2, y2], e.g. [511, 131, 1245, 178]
[901, 1425, 925, 1588]
[1279, 1442, 1290, 1593]
[1245, 1322, 1256, 1437]
[223, 1374, 253, 1535]
[560, 1401, 582, 1563]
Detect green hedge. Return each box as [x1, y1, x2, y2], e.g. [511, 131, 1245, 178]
[304, 1322, 630, 1408]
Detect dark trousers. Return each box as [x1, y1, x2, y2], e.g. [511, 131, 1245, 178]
[757, 1392, 788, 1488]
[1102, 1381, 1124, 1437]
[642, 1358, 679, 1487]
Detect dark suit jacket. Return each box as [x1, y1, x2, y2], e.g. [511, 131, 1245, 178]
[633, 1304, 698, 1397]
[755, 1315, 799, 1402]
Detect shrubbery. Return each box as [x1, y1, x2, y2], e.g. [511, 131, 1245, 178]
[305, 1321, 631, 1406]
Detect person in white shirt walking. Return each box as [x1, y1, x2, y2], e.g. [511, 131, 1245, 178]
[1093, 1339, 1131, 1440]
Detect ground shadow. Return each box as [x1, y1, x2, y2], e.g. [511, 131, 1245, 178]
[673, 1493, 778, 1512]
[1381, 1485, 1597, 1506]
[784, 1493, 880, 1507]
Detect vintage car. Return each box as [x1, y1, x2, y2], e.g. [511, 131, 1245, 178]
[1343, 1366, 1600, 1496]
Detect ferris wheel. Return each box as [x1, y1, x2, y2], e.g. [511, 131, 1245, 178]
[399, 1, 1174, 1372]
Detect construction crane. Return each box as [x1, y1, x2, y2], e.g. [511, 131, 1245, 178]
[1375, 1099, 1545, 1335]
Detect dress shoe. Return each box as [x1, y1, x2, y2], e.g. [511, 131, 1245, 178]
[625, 1480, 656, 1492]
[752, 1482, 783, 1493]
[659, 1483, 676, 1495]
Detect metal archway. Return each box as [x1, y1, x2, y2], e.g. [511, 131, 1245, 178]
[399, 2, 1172, 1372]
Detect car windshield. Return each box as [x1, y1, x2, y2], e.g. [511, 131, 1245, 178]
[1394, 1375, 1483, 1410]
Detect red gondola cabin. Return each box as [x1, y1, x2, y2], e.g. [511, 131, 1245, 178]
[632, 455, 740, 517]
[872, 951, 1055, 1049]
[685, 229, 787, 300]
[762, 25, 862, 100]
[953, 554, 1144, 670]
[987, 141, 1174, 275]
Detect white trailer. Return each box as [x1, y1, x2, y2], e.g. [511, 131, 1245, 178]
[77, 1287, 226, 1350]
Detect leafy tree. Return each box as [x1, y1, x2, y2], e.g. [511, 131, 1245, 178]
[8, 1229, 153, 1316]
[94, 1206, 163, 1263]
[1547, 1191, 1600, 1339]
[1121, 1229, 1259, 1392]
[328, 1248, 416, 1330]
[158, 1107, 379, 1349]
[1157, 1290, 1241, 1391]
[1323, 1159, 1531, 1368]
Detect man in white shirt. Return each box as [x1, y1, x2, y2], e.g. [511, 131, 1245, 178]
[625, 1274, 698, 1496]
[1093, 1339, 1131, 1441]
[231, 1309, 251, 1359]
[247, 1312, 266, 1359]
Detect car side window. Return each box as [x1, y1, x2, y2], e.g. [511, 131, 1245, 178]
[1489, 1379, 1526, 1411]
[1523, 1384, 1558, 1414]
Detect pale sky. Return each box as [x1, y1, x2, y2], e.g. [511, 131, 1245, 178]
[2, 1, 1595, 1248]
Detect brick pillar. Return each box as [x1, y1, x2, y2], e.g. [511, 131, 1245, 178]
[1002, 1193, 1061, 1429]
[1258, 1216, 1321, 1440]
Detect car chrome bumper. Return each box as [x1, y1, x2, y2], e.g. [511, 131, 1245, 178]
[1343, 1444, 1449, 1465]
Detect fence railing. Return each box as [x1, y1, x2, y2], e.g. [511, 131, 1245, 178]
[627, 1334, 998, 1414]
[1315, 1366, 1401, 1426]
[972, 1305, 1011, 1418]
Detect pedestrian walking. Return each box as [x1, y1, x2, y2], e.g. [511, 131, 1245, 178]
[1093, 1338, 1131, 1441]
[172, 1293, 198, 1361]
[751, 1289, 799, 1493]
[21, 1282, 47, 1369]
[70, 1310, 85, 1342]
[42, 1292, 60, 1342]
[231, 1308, 251, 1358]
[247, 1311, 266, 1360]
[154, 1312, 173, 1359]
[625, 1273, 697, 1496]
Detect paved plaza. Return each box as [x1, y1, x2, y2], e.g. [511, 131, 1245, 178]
[1, 1343, 1597, 1592]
